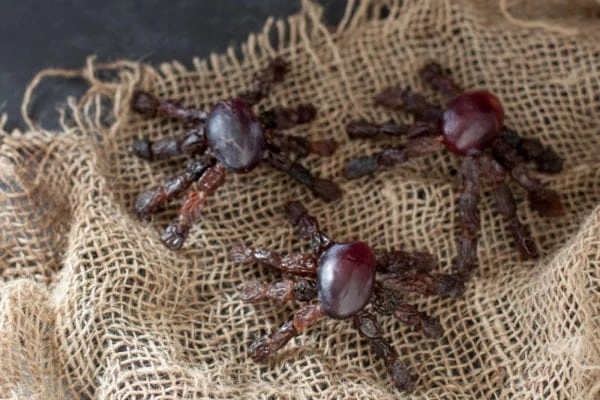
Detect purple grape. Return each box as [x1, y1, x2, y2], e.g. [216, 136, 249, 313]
[442, 91, 504, 155]
[317, 241, 376, 319]
[205, 98, 266, 172]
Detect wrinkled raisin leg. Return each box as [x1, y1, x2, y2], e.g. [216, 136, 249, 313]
[346, 119, 438, 140]
[249, 304, 324, 362]
[455, 155, 481, 277]
[131, 90, 209, 160]
[132, 127, 207, 161]
[492, 139, 563, 217]
[379, 271, 466, 298]
[372, 288, 443, 339]
[343, 86, 443, 179]
[500, 128, 563, 174]
[478, 153, 539, 259]
[265, 130, 337, 158]
[354, 312, 414, 393]
[285, 201, 333, 257]
[238, 57, 290, 106]
[239, 279, 318, 303]
[347, 120, 407, 138]
[375, 249, 466, 297]
[375, 86, 444, 121]
[160, 163, 226, 250]
[260, 104, 337, 157]
[492, 182, 539, 259]
[230, 243, 318, 277]
[513, 165, 563, 217]
[264, 150, 342, 202]
[349, 82, 439, 140]
[131, 90, 208, 123]
[135, 155, 216, 217]
[259, 104, 317, 130]
[394, 303, 443, 339]
[374, 249, 438, 274]
[517, 139, 563, 175]
[420, 62, 462, 101]
[344, 135, 445, 179]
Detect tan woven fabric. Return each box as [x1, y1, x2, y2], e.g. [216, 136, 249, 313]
[2, 0, 600, 398]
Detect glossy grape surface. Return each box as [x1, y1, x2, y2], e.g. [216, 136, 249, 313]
[442, 91, 504, 155]
[205, 99, 266, 172]
[317, 241, 376, 319]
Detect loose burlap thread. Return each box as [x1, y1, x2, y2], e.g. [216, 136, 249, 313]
[2, 0, 600, 398]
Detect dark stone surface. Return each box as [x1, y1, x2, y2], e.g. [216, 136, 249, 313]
[0, 0, 346, 131]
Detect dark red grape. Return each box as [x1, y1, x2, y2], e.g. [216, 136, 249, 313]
[317, 241, 376, 319]
[205, 98, 266, 172]
[442, 91, 504, 155]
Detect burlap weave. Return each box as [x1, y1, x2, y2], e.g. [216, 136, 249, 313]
[1, 0, 600, 398]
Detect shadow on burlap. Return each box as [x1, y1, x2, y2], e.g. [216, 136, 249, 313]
[1, 0, 600, 398]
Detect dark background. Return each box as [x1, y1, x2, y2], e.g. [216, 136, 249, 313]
[0, 0, 347, 132]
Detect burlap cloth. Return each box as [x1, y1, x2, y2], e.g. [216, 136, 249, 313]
[1, 0, 600, 398]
